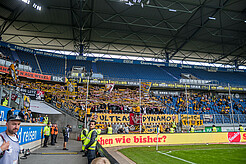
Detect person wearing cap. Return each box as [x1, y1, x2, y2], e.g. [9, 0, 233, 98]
[0, 115, 22, 163]
[7, 107, 15, 120]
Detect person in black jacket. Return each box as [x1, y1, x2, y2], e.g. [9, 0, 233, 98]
[7, 107, 15, 120]
[18, 108, 25, 121]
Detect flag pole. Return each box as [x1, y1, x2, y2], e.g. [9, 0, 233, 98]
[139, 79, 142, 134]
[85, 76, 89, 129]
[185, 83, 189, 128]
[156, 125, 159, 151]
[228, 83, 235, 131]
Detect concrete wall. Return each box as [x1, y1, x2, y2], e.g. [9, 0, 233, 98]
[48, 112, 83, 140]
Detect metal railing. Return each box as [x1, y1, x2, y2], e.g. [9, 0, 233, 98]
[200, 114, 246, 124]
[0, 85, 24, 109]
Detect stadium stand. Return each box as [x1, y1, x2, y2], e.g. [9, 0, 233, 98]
[16, 50, 40, 73]
[36, 54, 65, 76]
[1, 46, 246, 87]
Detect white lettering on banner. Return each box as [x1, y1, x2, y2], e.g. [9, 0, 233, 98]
[53, 76, 64, 82]
[228, 132, 240, 142]
[17, 128, 22, 143]
[123, 60, 133, 64]
[140, 61, 152, 65]
[194, 66, 206, 69]
[23, 130, 37, 142]
[181, 65, 192, 68]
[168, 63, 177, 67]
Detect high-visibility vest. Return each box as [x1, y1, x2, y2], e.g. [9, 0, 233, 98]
[81, 128, 88, 141]
[97, 129, 101, 135]
[212, 127, 217, 132]
[170, 128, 174, 133]
[54, 127, 58, 135]
[172, 121, 176, 128]
[240, 126, 244, 132]
[2, 98, 8, 106]
[51, 127, 55, 135]
[82, 129, 97, 151]
[44, 126, 50, 136]
[43, 117, 48, 124]
[107, 127, 113, 134]
[190, 127, 195, 133]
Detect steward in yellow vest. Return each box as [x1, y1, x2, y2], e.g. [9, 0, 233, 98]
[43, 123, 50, 147]
[239, 125, 244, 132]
[81, 128, 89, 141]
[80, 127, 88, 152]
[43, 115, 49, 124]
[170, 127, 174, 133]
[2, 97, 9, 106]
[212, 125, 217, 132]
[107, 126, 113, 134]
[190, 125, 195, 133]
[82, 120, 98, 164]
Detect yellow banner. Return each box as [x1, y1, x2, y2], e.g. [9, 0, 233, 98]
[142, 114, 178, 124]
[181, 114, 201, 121]
[91, 113, 178, 124]
[98, 132, 246, 147]
[182, 120, 203, 126]
[92, 113, 129, 123]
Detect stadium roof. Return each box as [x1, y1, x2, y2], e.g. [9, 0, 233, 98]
[0, 0, 245, 66]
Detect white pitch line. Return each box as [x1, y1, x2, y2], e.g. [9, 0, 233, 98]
[157, 151, 196, 164]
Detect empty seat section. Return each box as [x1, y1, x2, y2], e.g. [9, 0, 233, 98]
[96, 61, 177, 81]
[36, 55, 65, 75]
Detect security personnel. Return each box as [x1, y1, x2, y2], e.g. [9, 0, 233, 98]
[190, 125, 195, 133]
[107, 125, 113, 134]
[2, 97, 9, 106]
[43, 115, 49, 125]
[239, 125, 244, 132]
[80, 126, 88, 152]
[54, 124, 58, 143]
[82, 120, 98, 164]
[170, 127, 175, 133]
[43, 123, 50, 147]
[172, 119, 176, 131]
[212, 125, 217, 133]
[50, 124, 57, 145]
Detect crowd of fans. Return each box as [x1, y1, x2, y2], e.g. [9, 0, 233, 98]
[1, 76, 246, 118]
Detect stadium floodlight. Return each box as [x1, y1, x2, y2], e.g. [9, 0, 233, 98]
[169, 9, 177, 12]
[21, 0, 30, 4]
[33, 3, 42, 11]
[208, 17, 216, 20]
[121, 0, 150, 8]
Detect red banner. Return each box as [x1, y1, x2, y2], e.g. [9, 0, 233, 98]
[18, 71, 51, 81]
[0, 65, 9, 73]
[0, 66, 51, 81]
[129, 113, 142, 125]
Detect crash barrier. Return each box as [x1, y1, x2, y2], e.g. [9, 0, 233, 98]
[97, 143, 119, 164]
[98, 132, 246, 148]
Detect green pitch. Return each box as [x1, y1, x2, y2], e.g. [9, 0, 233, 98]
[118, 144, 246, 164]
